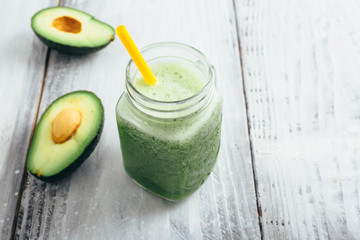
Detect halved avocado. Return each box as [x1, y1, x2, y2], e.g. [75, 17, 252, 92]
[27, 91, 104, 181]
[31, 7, 115, 54]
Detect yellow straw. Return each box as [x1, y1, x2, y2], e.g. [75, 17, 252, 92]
[116, 25, 157, 86]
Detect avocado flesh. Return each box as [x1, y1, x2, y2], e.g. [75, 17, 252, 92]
[31, 7, 115, 54]
[27, 91, 104, 180]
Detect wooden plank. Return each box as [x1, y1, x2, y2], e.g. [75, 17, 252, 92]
[0, 1, 54, 239]
[15, 0, 261, 239]
[235, 0, 360, 239]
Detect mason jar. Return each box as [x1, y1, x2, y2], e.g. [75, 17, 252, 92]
[115, 42, 222, 201]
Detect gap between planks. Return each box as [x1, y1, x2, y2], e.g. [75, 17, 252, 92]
[9, 47, 52, 240]
[231, 0, 264, 239]
[10, 2, 61, 239]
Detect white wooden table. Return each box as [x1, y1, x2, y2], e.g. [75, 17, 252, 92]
[1, 0, 359, 239]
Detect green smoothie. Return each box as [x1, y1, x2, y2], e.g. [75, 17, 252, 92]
[116, 60, 222, 201]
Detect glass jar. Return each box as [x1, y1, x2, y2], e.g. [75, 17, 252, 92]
[115, 42, 222, 201]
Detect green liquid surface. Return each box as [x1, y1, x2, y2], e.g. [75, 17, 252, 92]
[133, 61, 206, 101]
[116, 61, 222, 201]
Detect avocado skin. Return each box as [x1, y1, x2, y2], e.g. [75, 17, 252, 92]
[33, 32, 113, 55]
[29, 117, 104, 182]
[27, 90, 104, 182]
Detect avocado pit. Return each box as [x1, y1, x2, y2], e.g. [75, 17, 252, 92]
[52, 16, 81, 34]
[52, 108, 82, 143]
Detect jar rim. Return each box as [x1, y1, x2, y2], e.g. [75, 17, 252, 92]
[125, 42, 214, 106]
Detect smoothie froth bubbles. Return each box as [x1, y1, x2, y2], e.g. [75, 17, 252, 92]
[116, 43, 222, 201]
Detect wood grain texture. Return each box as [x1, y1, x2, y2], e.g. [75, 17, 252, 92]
[14, 0, 260, 239]
[235, 0, 360, 239]
[0, 1, 53, 239]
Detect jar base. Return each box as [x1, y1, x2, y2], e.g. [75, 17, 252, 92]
[129, 178, 184, 202]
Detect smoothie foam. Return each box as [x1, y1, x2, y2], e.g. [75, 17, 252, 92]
[133, 61, 206, 101]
